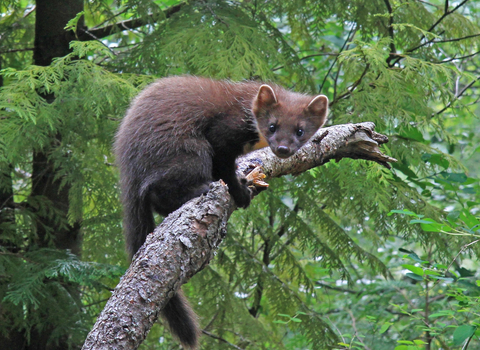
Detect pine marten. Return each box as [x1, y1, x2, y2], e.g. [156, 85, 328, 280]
[114, 76, 328, 349]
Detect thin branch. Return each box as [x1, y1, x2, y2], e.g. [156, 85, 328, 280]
[201, 0, 229, 28]
[201, 330, 245, 350]
[347, 310, 372, 350]
[89, 8, 129, 30]
[407, 0, 468, 53]
[434, 49, 480, 63]
[320, 25, 357, 93]
[0, 47, 34, 54]
[77, 3, 184, 41]
[271, 52, 338, 72]
[427, 32, 480, 45]
[434, 75, 480, 117]
[384, 0, 397, 66]
[315, 281, 359, 295]
[426, 0, 466, 34]
[332, 63, 371, 105]
[417, 0, 440, 8]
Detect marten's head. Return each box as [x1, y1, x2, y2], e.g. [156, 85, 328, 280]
[252, 84, 328, 159]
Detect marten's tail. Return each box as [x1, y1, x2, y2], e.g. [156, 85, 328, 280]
[161, 290, 200, 349]
[122, 185, 155, 259]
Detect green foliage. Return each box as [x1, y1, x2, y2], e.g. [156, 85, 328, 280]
[0, 248, 124, 347]
[1, 0, 480, 349]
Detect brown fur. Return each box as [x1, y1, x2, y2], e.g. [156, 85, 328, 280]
[114, 76, 328, 349]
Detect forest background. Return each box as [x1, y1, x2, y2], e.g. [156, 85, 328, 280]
[1, 0, 480, 349]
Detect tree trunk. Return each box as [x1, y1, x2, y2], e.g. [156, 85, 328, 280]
[31, 0, 84, 252]
[1, 2, 85, 350]
[0, 58, 17, 251]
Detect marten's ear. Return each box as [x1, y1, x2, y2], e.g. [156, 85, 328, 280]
[253, 84, 277, 115]
[307, 95, 328, 117]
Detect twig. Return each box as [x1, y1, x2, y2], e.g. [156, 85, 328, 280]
[347, 310, 372, 350]
[77, 3, 184, 41]
[202, 330, 245, 350]
[0, 47, 34, 54]
[89, 8, 129, 30]
[427, 32, 480, 44]
[333, 63, 371, 104]
[407, 0, 468, 53]
[434, 75, 480, 117]
[201, 0, 229, 28]
[320, 24, 357, 93]
[271, 52, 338, 72]
[434, 49, 480, 63]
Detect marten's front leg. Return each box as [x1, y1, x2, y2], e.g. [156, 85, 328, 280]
[213, 156, 252, 208]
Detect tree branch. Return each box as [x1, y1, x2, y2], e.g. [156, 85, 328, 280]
[77, 3, 185, 41]
[433, 75, 480, 117]
[384, 0, 397, 67]
[82, 122, 396, 350]
[406, 0, 468, 53]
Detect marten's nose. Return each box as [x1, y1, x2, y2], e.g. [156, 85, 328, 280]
[276, 146, 291, 158]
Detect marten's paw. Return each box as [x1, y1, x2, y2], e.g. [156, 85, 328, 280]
[231, 183, 252, 209]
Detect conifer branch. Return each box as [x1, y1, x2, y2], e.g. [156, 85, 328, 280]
[82, 122, 395, 350]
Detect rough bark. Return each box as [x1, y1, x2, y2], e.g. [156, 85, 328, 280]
[82, 122, 395, 350]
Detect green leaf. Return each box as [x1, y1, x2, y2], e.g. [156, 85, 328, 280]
[402, 264, 424, 276]
[453, 325, 476, 346]
[388, 209, 421, 217]
[406, 273, 424, 281]
[379, 322, 393, 334]
[460, 209, 480, 229]
[409, 218, 452, 232]
[440, 172, 468, 183]
[422, 153, 449, 169]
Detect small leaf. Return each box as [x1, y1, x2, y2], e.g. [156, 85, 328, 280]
[388, 209, 420, 217]
[402, 264, 424, 276]
[440, 172, 468, 183]
[379, 322, 393, 334]
[406, 272, 424, 281]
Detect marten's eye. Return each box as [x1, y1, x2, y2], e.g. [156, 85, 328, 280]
[269, 124, 276, 133]
[296, 128, 305, 137]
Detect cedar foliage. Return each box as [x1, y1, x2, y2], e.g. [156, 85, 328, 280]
[1, 1, 479, 349]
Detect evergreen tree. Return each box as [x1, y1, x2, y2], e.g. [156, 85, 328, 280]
[0, 1, 479, 349]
